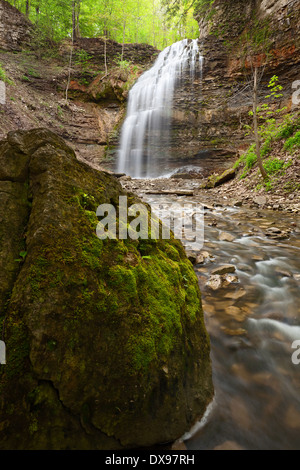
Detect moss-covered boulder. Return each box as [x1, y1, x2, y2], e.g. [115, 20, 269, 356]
[203, 167, 237, 189]
[0, 129, 213, 450]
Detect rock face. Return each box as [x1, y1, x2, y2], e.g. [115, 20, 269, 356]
[60, 37, 159, 67]
[192, 0, 300, 155]
[150, 0, 300, 174]
[0, 129, 213, 450]
[0, 0, 32, 51]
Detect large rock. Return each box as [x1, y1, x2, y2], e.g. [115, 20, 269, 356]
[0, 129, 213, 450]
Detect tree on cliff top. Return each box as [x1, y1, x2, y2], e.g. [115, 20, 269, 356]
[6, 0, 199, 48]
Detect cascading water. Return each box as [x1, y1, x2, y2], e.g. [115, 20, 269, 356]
[117, 39, 203, 178]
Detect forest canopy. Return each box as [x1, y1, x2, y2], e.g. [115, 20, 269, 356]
[7, 0, 200, 49]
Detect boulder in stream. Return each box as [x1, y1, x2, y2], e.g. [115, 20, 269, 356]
[0, 129, 213, 450]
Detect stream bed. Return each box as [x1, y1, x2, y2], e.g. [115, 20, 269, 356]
[141, 190, 300, 450]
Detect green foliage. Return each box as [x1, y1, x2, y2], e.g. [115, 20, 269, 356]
[115, 55, 133, 72]
[283, 131, 300, 153]
[14, 251, 28, 263]
[245, 19, 271, 51]
[0, 63, 13, 85]
[240, 145, 257, 178]
[275, 117, 298, 140]
[74, 49, 93, 71]
[7, 0, 199, 49]
[263, 157, 291, 175]
[256, 180, 273, 192]
[283, 181, 300, 192]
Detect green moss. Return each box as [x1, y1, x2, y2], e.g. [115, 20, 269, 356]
[5, 320, 30, 379]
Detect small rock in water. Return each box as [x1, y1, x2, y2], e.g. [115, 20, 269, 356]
[206, 275, 223, 290]
[196, 251, 214, 264]
[211, 265, 236, 276]
[214, 440, 245, 451]
[254, 196, 267, 206]
[206, 272, 239, 290]
[252, 254, 265, 261]
[233, 200, 243, 207]
[225, 306, 246, 323]
[222, 274, 239, 286]
[203, 203, 214, 210]
[221, 327, 247, 336]
[285, 406, 300, 430]
[224, 289, 247, 300]
[275, 267, 292, 278]
[208, 219, 218, 227]
[171, 440, 187, 450]
[186, 251, 197, 264]
[265, 227, 282, 234]
[219, 231, 235, 242]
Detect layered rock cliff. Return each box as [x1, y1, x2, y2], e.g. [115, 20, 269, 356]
[172, 0, 300, 165]
[0, 0, 32, 51]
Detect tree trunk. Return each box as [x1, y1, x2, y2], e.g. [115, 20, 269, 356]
[104, 35, 108, 75]
[253, 67, 268, 181]
[72, 0, 81, 40]
[121, 19, 126, 62]
[65, 24, 74, 102]
[25, 0, 30, 17]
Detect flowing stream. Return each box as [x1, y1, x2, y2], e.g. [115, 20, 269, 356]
[117, 39, 203, 178]
[143, 192, 300, 450]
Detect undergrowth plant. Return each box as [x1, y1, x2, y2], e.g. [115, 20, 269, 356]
[240, 75, 294, 181]
[284, 131, 300, 153]
[0, 63, 14, 85]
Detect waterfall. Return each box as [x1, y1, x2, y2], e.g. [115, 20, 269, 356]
[117, 39, 203, 178]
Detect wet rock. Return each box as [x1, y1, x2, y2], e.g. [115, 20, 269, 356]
[206, 272, 239, 290]
[186, 251, 197, 264]
[206, 274, 223, 290]
[265, 227, 290, 240]
[266, 227, 282, 234]
[219, 231, 235, 242]
[208, 219, 218, 227]
[252, 254, 266, 261]
[224, 289, 247, 300]
[253, 196, 267, 206]
[196, 251, 214, 264]
[171, 440, 188, 450]
[225, 306, 247, 323]
[233, 200, 243, 207]
[211, 264, 236, 275]
[119, 175, 132, 181]
[214, 440, 245, 451]
[223, 274, 239, 286]
[275, 267, 292, 277]
[203, 203, 214, 210]
[204, 168, 236, 189]
[221, 327, 247, 336]
[285, 406, 300, 429]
